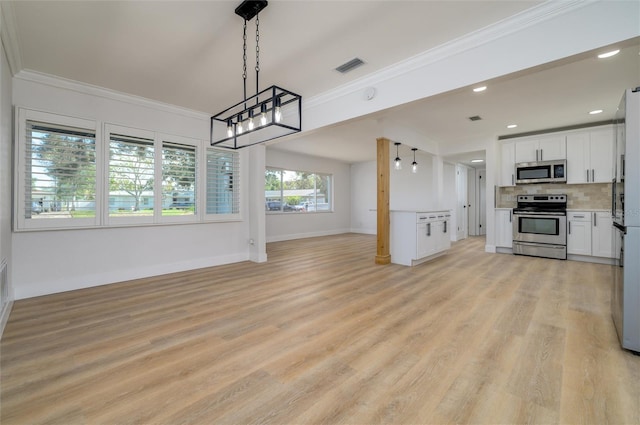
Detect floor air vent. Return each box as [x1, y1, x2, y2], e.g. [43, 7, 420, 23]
[468, 115, 482, 121]
[335, 58, 365, 74]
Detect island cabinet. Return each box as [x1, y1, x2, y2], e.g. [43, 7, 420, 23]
[390, 210, 451, 266]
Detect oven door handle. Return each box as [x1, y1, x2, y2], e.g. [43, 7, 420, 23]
[512, 211, 566, 217]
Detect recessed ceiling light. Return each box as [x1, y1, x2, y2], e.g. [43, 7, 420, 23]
[589, 109, 603, 115]
[473, 86, 487, 93]
[471, 159, 484, 163]
[507, 124, 518, 129]
[598, 49, 620, 59]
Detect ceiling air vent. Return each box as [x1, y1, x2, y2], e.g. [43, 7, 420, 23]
[335, 58, 365, 74]
[468, 115, 482, 121]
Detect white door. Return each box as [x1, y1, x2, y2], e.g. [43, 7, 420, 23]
[478, 169, 486, 236]
[467, 168, 477, 236]
[456, 165, 468, 240]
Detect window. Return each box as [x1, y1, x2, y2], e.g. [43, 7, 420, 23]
[15, 108, 242, 231]
[207, 148, 240, 215]
[17, 110, 98, 230]
[108, 133, 155, 218]
[162, 141, 197, 217]
[265, 168, 332, 213]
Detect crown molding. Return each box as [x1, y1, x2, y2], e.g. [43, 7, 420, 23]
[304, 0, 590, 110]
[14, 69, 211, 120]
[0, 1, 23, 75]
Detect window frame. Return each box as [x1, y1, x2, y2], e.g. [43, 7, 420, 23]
[14, 108, 242, 232]
[265, 167, 333, 214]
[203, 147, 242, 222]
[15, 109, 101, 231]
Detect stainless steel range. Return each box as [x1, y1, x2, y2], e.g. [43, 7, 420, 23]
[512, 194, 567, 260]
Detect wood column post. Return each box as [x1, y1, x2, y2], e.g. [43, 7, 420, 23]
[375, 137, 391, 265]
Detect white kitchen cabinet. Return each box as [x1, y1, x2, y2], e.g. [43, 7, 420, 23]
[566, 126, 614, 184]
[435, 213, 452, 252]
[391, 211, 450, 266]
[495, 208, 513, 248]
[592, 211, 614, 258]
[514, 134, 566, 163]
[567, 211, 614, 258]
[501, 141, 516, 186]
[567, 212, 592, 255]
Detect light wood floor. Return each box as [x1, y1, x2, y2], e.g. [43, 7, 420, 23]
[1, 234, 639, 424]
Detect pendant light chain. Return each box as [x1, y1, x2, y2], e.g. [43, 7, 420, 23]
[242, 19, 248, 105]
[255, 14, 260, 99]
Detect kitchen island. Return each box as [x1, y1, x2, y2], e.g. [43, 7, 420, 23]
[390, 210, 451, 266]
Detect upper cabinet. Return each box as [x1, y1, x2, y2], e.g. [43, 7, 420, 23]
[514, 135, 566, 163]
[566, 126, 614, 184]
[501, 141, 516, 187]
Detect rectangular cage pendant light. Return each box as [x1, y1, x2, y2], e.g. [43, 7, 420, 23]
[211, 85, 301, 149]
[210, 1, 302, 150]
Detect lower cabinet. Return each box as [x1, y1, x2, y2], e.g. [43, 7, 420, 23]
[391, 211, 451, 266]
[495, 208, 513, 248]
[568, 211, 614, 258]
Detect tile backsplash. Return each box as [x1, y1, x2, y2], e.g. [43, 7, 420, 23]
[496, 183, 611, 210]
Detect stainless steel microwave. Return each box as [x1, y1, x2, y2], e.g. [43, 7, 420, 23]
[515, 160, 566, 184]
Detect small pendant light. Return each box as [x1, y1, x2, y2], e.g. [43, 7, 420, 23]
[394, 142, 402, 170]
[411, 148, 418, 173]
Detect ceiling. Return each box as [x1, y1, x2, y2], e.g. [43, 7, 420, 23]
[6, 1, 640, 166]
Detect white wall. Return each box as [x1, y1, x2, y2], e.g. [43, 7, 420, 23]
[265, 148, 351, 242]
[350, 161, 376, 234]
[350, 142, 442, 235]
[0, 20, 14, 333]
[11, 74, 254, 299]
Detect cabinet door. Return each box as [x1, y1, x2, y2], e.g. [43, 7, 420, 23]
[590, 128, 614, 183]
[514, 139, 539, 163]
[417, 223, 435, 258]
[495, 209, 513, 248]
[566, 132, 590, 184]
[592, 212, 614, 258]
[567, 215, 591, 255]
[538, 135, 566, 161]
[501, 141, 516, 186]
[436, 220, 451, 252]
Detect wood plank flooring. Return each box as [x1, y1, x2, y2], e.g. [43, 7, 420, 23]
[1, 234, 639, 424]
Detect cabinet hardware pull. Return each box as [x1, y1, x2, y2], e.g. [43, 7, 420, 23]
[586, 169, 589, 182]
[509, 210, 512, 223]
[594, 212, 597, 227]
[444, 221, 447, 233]
[512, 174, 514, 185]
[540, 149, 543, 161]
[427, 223, 431, 236]
[592, 169, 595, 182]
[569, 221, 571, 234]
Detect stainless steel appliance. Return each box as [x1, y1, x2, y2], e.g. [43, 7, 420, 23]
[515, 160, 566, 184]
[512, 194, 567, 260]
[611, 87, 640, 353]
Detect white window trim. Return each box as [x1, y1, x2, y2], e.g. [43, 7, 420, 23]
[15, 108, 101, 231]
[104, 123, 156, 227]
[203, 146, 243, 222]
[157, 133, 201, 225]
[265, 167, 334, 215]
[14, 108, 243, 232]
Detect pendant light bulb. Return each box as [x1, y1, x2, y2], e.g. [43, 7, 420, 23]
[274, 97, 282, 123]
[411, 148, 418, 173]
[226, 119, 234, 138]
[260, 103, 268, 126]
[236, 113, 244, 135]
[248, 110, 255, 131]
[394, 142, 402, 170]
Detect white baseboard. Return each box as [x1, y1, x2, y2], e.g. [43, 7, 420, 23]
[266, 228, 351, 243]
[349, 227, 376, 235]
[485, 244, 497, 253]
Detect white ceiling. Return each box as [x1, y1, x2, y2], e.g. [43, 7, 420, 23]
[6, 1, 640, 166]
